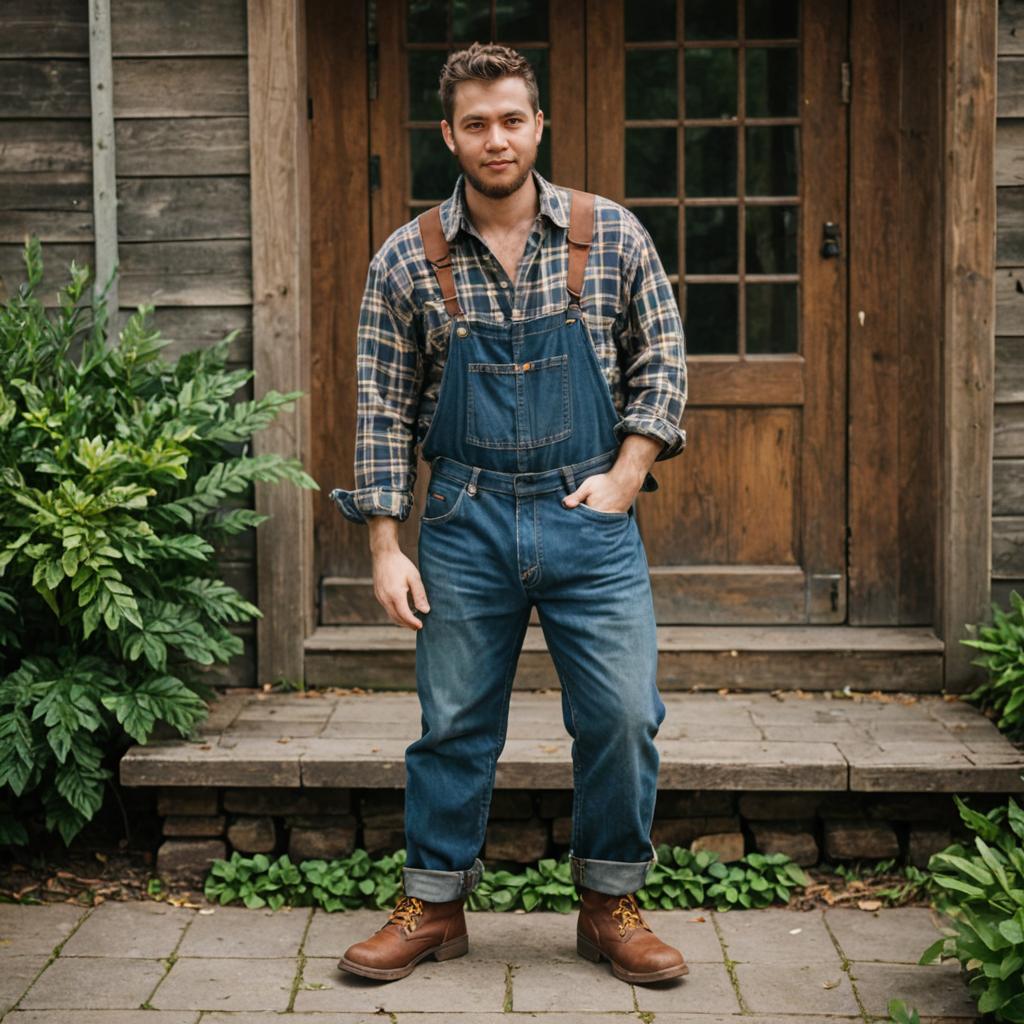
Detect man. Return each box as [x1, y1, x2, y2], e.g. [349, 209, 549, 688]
[329, 42, 688, 985]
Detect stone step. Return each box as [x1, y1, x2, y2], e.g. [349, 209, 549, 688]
[304, 624, 946, 691]
[121, 689, 1024, 793]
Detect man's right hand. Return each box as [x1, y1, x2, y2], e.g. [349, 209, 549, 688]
[369, 517, 430, 630]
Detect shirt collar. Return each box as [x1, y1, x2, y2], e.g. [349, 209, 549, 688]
[439, 168, 570, 243]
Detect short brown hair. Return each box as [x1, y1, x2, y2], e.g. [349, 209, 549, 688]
[438, 42, 540, 124]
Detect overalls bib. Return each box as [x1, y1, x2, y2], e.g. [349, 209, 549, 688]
[401, 190, 666, 903]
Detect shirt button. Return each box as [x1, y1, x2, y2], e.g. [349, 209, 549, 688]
[456, 326, 469, 337]
[500, 281, 509, 289]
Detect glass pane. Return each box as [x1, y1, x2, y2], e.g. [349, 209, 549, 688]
[685, 48, 737, 119]
[685, 205, 737, 274]
[520, 48, 549, 109]
[626, 0, 675, 41]
[745, 205, 797, 274]
[409, 50, 443, 120]
[747, 0, 799, 39]
[746, 125, 798, 196]
[626, 127, 677, 198]
[536, 126, 552, 179]
[684, 0, 737, 40]
[746, 47, 798, 117]
[407, 0, 447, 42]
[684, 126, 736, 197]
[626, 50, 677, 120]
[683, 283, 738, 354]
[633, 206, 679, 275]
[747, 283, 798, 353]
[452, 0, 489, 41]
[410, 127, 458, 200]
[496, 0, 548, 39]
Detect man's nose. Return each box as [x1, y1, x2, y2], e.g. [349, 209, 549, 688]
[485, 125, 509, 149]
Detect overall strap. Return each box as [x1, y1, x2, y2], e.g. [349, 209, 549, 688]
[418, 205, 464, 318]
[566, 189, 596, 304]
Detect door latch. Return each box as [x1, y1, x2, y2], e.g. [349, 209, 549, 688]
[821, 222, 841, 259]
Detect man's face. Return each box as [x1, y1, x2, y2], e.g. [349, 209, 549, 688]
[441, 76, 543, 199]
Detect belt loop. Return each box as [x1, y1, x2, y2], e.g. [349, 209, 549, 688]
[560, 466, 575, 494]
[467, 466, 481, 496]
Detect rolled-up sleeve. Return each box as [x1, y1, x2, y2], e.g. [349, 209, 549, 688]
[612, 214, 688, 461]
[329, 254, 422, 525]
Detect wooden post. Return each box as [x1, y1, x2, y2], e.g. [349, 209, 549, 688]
[247, 0, 314, 686]
[88, 0, 119, 314]
[941, 0, 997, 688]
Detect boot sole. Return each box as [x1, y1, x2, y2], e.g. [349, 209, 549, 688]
[577, 932, 690, 984]
[336, 932, 469, 981]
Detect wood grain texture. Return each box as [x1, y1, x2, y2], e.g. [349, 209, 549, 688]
[0, 60, 91, 118]
[112, 58, 248, 117]
[148, 306, 253, 364]
[117, 177, 251, 241]
[996, 119, 1024, 184]
[998, 53, 1024, 115]
[942, 0, 997, 687]
[110, 0, 247, 56]
[585, 0, 623, 200]
[248, 0, 314, 685]
[0, 0, 88, 57]
[549, 0, 586, 189]
[115, 117, 251, 175]
[116, 240, 252, 305]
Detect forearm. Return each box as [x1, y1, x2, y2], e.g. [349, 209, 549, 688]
[609, 434, 663, 491]
[368, 514, 402, 556]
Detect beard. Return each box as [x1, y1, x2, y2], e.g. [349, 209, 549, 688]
[456, 148, 536, 199]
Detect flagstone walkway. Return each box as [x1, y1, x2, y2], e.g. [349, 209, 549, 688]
[0, 900, 980, 1022]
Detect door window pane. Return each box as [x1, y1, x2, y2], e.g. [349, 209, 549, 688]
[626, 128, 677, 198]
[627, 50, 677, 119]
[746, 205, 797, 274]
[685, 48, 737, 119]
[686, 205, 737, 274]
[746, 48, 798, 117]
[409, 50, 442, 120]
[626, 0, 675, 42]
[746, 283, 798, 353]
[407, 0, 447, 42]
[684, 126, 736, 197]
[747, 0, 799, 39]
[452, 0, 489, 41]
[519, 48, 550, 108]
[633, 206, 679, 275]
[684, 0, 737, 40]
[684, 283, 738, 354]
[411, 128, 458, 200]
[496, 0, 548, 40]
[745, 125, 798, 196]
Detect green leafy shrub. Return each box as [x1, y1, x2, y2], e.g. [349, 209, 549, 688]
[961, 590, 1024, 740]
[921, 794, 1024, 1022]
[0, 239, 317, 846]
[886, 999, 922, 1024]
[201, 844, 811, 913]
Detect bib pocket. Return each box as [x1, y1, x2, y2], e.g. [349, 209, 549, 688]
[466, 354, 572, 450]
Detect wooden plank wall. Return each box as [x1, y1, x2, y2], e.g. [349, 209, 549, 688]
[993, 0, 1024, 612]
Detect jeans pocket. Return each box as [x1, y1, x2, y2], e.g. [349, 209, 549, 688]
[421, 475, 468, 525]
[573, 499, 630, 521]
[466, 354, 572, 450]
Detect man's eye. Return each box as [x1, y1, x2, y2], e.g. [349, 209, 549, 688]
[507, 118, 523, 125]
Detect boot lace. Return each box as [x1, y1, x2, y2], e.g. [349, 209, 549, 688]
[386, 895, 424, 932]
[611, 894, 651, 938]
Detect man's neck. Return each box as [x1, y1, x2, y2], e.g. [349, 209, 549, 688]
[463, 172, 540, 235]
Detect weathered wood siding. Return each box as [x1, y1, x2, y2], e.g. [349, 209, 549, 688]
[994, 0, 1024, 614]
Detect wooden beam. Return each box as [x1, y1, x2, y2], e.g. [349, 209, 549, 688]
[247, 0, 314, 686]
[941, 0, 997, 688]
[88, 0, 118, 310]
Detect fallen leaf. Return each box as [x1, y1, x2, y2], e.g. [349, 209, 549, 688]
[788, 927, 802, 934]
[198, 908, 216, 915]
[370, 746, 381, 753]
[822, 978, 840, 989]
[857, 899, 882, 911]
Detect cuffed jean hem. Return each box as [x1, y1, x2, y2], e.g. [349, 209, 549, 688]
[570, 854, 655, 896]
[403, 858, 485, 901]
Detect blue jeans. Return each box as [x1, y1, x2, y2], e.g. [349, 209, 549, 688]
[403, 449, 666, 901]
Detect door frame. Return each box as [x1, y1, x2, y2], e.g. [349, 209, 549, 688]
[246, 0, 995, 690]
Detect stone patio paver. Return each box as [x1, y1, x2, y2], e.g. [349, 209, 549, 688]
[295, 956, 507, 1013]
[5, 1013, 199, 1024]
[631, 961, 740, 1015]
[508, 959, 636, 1012]
[715, 906, 840, 963]
[825, 905, 955, 962]
[202, 1016, 388, 1024]
[732, 961, 862, 1016]
[17, 956, 166, 1010]
[60, 901, 192, 959]
[0, 956, 52, 1016]
[640, 909, 728, 962]
[176, 905, 309, 958]
[150, 956, 297, 1012]
[850, 960, 979, 1018]
[0, 904, 86, 958]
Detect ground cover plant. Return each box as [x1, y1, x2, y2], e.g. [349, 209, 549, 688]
[201, 843, 812, 912]
[961, 590, 1024, 742]
[0, 239, 316, 847]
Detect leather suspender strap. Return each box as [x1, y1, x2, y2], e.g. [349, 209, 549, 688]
[566, 188, 595, 304]
[418, 205, 464, 318]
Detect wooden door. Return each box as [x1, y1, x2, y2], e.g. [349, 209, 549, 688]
[315, 0, 849, 628]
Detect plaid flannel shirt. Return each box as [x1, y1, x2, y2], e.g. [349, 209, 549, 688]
[330, 170, 687, 524]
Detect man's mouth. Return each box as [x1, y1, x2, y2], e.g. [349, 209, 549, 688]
[485, 160, 514, 169]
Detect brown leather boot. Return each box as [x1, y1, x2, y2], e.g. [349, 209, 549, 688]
[336, 894, 468, 981]
[577, 888, 689, 983]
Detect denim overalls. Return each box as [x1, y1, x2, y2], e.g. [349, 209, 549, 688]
[402, 191, 667, 902]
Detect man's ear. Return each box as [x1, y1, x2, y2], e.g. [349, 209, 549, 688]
[440, 120, 456, 154]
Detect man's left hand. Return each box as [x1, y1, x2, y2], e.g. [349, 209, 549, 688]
[562, 466, 643, 515]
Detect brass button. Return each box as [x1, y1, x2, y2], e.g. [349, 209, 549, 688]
[522, 361, 531, 371]
[467, 483, 477, 496]
[456, 326, 469, 337]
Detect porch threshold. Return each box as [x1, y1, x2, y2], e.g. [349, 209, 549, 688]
[304, 624, 946, 692]
[120, 688, 1024, 794]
